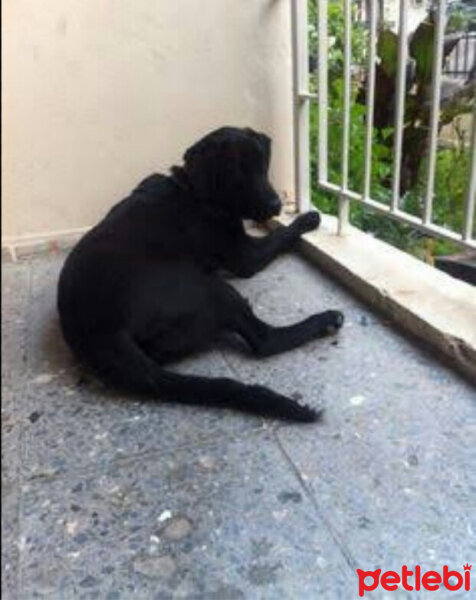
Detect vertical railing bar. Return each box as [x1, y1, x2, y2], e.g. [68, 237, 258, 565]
[341, 0, 351, 191]
[463, 31, 468, 75]
[290, 0, 310, 212]
[298, 0, 311, 212]
[338, 0, 352, 234]
[363, 0, 378, 200]
[290, 0, 300, 205]
[391, 0, 409, 212]
[463, 108, 476, 241]
[455, 37, 460, 75]
[423, 0, 446, 225]
[392, 0, 408, 211]
[317, 0, 329, 183]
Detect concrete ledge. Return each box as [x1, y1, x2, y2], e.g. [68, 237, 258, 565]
[270, 213, 476, 383]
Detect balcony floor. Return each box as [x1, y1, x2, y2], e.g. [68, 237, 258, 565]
[2, 251, 475, 599]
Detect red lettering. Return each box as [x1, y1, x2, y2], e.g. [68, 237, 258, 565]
[357, 569, 381, 597]
[356, 564, 471, 595]
[422, 571, 441, 591]
[381, 571, 400, 591]
[442, 566, 463, 591]
[464, 568, 471, 591]
[401, 565, 414, 591]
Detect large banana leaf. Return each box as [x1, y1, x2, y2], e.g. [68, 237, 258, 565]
[378, 30, 398, 78]
[409, 19, 434, 84]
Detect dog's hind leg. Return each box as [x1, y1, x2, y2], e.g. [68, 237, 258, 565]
[234, 310, 345, 357]
[80, 330, 320, 422]
[216, 283, 344, 357]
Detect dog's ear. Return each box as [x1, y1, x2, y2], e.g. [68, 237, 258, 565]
[243, 128, 271, 169]
[258, 134, 271, 169]
[183, 136, 242, 203]
[183, 129, 226, 165]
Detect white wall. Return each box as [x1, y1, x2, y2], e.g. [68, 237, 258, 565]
[2, 0, 294, 242]
[383, 0, 428, 32]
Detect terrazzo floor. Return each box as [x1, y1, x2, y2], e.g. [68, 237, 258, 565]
[2, 250, 475, 599]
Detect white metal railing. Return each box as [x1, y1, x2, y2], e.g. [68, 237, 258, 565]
[290, 0, 476, 250]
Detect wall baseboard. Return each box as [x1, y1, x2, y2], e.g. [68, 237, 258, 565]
[2, 227, 91, 262]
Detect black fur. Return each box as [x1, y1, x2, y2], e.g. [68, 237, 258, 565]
[57, 126, 344, 422]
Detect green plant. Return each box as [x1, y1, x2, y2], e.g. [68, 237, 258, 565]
[308, 0, 367, 76]
[403, 122, 474, 253]
[446, 2, 476, 33]
[309, 1, 395, 234]
[356, 12, 475, 194]
[308, 0, 474, 261]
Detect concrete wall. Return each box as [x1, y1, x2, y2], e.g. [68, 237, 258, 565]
[2, 0, 294, 243]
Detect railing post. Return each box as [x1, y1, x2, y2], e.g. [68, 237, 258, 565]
[423, 0, 446, 225]
[291, 0, 310, 213]
[391, 0, 409, 212]
[339, 0, 352, 235]
[363, 0, 378, 201]
[317, 0, 329, 185]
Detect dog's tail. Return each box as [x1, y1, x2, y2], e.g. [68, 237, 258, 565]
[78, 332, 321, 423]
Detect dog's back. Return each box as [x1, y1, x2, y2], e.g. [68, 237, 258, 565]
[58, 174, 175, 355]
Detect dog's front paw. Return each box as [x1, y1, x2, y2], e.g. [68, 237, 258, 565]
[323, 310, 345, 334]
[292, 211, 321, 235]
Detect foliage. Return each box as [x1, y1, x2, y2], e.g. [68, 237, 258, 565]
[446, 1, 476, 33]
[309, 0, 397, 236]
[308, 0, 474, 261]
[308, 0, 367, 75]
[357, 12, 474, 193]
[405, 129, 473, 241]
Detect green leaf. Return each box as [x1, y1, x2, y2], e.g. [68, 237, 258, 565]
[380, 127, 394, 140]
[409, 19, 435, 84]
[377, 30, 399, 78]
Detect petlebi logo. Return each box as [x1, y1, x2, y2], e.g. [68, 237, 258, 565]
[356, 564, 471, 597]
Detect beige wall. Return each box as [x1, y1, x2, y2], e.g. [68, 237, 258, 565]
[2, 0, 294, 243]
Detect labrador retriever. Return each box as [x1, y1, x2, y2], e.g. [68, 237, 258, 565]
[57, 127, 344, 422]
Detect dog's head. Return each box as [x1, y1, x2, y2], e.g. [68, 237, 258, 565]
[182, 126, 281, 222]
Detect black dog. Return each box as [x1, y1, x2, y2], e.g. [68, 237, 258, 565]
[57, 127, 344, 422]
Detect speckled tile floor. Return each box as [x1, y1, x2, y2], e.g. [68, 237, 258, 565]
[2, 251, 475, 600]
